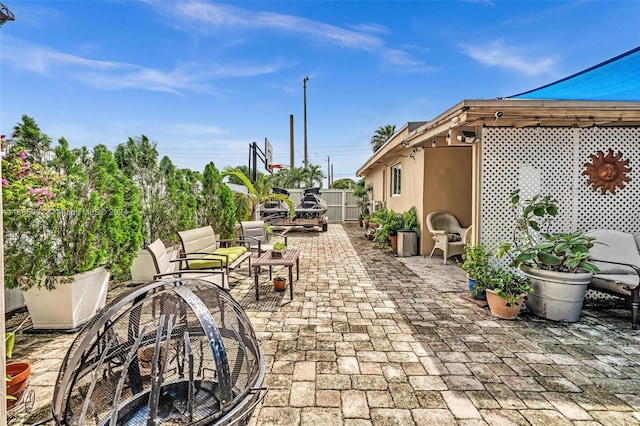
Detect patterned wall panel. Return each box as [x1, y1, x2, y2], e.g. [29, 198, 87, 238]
[480, 127, 639, 250]
[577, 127, 640, 233]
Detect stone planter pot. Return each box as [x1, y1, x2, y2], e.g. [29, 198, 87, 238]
[521, 266, 592, 323]
[397, 230, 417, 257]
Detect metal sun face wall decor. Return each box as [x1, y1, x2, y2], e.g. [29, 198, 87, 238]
[583, 149, 632, 195]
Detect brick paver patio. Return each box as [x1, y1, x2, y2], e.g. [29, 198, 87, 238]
[7, 223, 640, 425]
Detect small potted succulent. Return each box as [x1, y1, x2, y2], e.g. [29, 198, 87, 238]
[271, 241, 287, 259]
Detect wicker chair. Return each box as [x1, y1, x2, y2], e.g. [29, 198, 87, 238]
[426, 211, 472, 264]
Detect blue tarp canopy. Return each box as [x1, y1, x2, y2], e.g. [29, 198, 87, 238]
[508, 46, 640, 101]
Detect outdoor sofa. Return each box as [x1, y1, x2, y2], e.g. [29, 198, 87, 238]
[586, 229, 640, 329]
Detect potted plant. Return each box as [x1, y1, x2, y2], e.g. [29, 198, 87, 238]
[272, 241, 286, 258]
[478, 266, 533, 320]
[397, 206, 421, 257]
[459, 244, 492, 300]
[3, 120, 142, 330]
[273, 276, 286, 292]
[496, 189, 599, 323]
[373, 208, 402, 252]
[353, 179, 373, 225]
[5, 316, 31, 410]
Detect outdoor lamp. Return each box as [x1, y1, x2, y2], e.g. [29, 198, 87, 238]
[0, 2, 14, 27]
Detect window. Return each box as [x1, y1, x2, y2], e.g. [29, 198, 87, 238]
[391, 163, 401, 196]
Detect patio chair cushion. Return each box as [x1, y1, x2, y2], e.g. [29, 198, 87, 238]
[188, 246, 248, 269]
[588, 229, 640, 276]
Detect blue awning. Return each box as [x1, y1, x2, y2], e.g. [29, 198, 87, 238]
[507, 46, 640, 101]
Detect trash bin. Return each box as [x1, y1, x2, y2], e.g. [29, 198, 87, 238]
[397, 230, 417, 257]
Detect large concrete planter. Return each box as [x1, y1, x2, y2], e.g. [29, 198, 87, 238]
[22, 266, 110, 331]
[4, 287, 26, 313]
[521, 265, 592, 323]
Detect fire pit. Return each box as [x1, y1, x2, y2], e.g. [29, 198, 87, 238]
[51, 278, 267, 425]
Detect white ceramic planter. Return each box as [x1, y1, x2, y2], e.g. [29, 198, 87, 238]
[4, 287, 26, 313]
[23, 266, 110, 331]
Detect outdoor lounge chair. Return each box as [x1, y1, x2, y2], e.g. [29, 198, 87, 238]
[586, 229, 640, 329]
[177, 226, 252, 288]
[240, 220, 288, 254]
[426, 210, 472, 264]
[144, 239, 227, 288]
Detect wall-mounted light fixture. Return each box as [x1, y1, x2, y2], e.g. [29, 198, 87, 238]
[432, 139, 437, 148]
[456, 131, 478, 144]
[0, 2, 15, 27]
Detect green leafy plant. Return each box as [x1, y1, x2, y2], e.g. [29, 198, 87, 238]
[373, 208, 402, 247]
[352, 179, 373, 216]
[272, 241, 286, 251]
[459, 244, 492, 283]
[496, 189, 599, 273]
[3, 118, 142, 290]
[400, 206, 421, 237]
[481, 267, 533, 307]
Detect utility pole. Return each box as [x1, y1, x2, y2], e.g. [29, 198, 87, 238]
[303, 76, 309, 170]
[289, 115, 294, 169]
[327, 156, 330, 188]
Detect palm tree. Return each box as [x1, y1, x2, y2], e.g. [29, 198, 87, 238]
[285, 167, 308, 189]
[370, 124, 396, 153]
[305, 164, 324, 188]
[221, 166, 294, 221]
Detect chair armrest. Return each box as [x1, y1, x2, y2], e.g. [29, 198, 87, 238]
[590, 259, 640, 279]
[462, 226, 473, 244]
[430, 230, 447, 235]
[219, 238, 252, 249]
[272, 232, 288, 246]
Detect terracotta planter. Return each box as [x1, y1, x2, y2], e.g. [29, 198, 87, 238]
[6, 362, 31, 410]
[485, 289, 526, 320]
[273, 278, 286, 292]
[390, 235, 398, 252]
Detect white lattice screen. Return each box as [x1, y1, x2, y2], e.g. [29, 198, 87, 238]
[480, 127, 640, 249]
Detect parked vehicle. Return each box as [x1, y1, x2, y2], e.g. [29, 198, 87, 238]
[259, 187, 328, 232]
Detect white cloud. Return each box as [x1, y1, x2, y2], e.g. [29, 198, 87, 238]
[461, 40, 558, 76]
[156, 0, 432, 71]
[0, 36, 289, 93]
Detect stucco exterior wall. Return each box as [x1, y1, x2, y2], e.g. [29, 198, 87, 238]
[422, 147, 473, 256]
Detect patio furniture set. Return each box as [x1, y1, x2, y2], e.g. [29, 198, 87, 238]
[145, 221, 298, 300]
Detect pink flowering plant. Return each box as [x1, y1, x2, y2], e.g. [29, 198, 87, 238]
[2, 116, 142, 290]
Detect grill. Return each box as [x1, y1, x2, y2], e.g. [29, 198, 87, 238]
[51, 278, 267, 425]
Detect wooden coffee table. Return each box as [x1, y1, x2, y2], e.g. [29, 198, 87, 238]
[252, 249, 299, 301]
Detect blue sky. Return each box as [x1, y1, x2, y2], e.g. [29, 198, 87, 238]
[1, 1, 639, 185]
